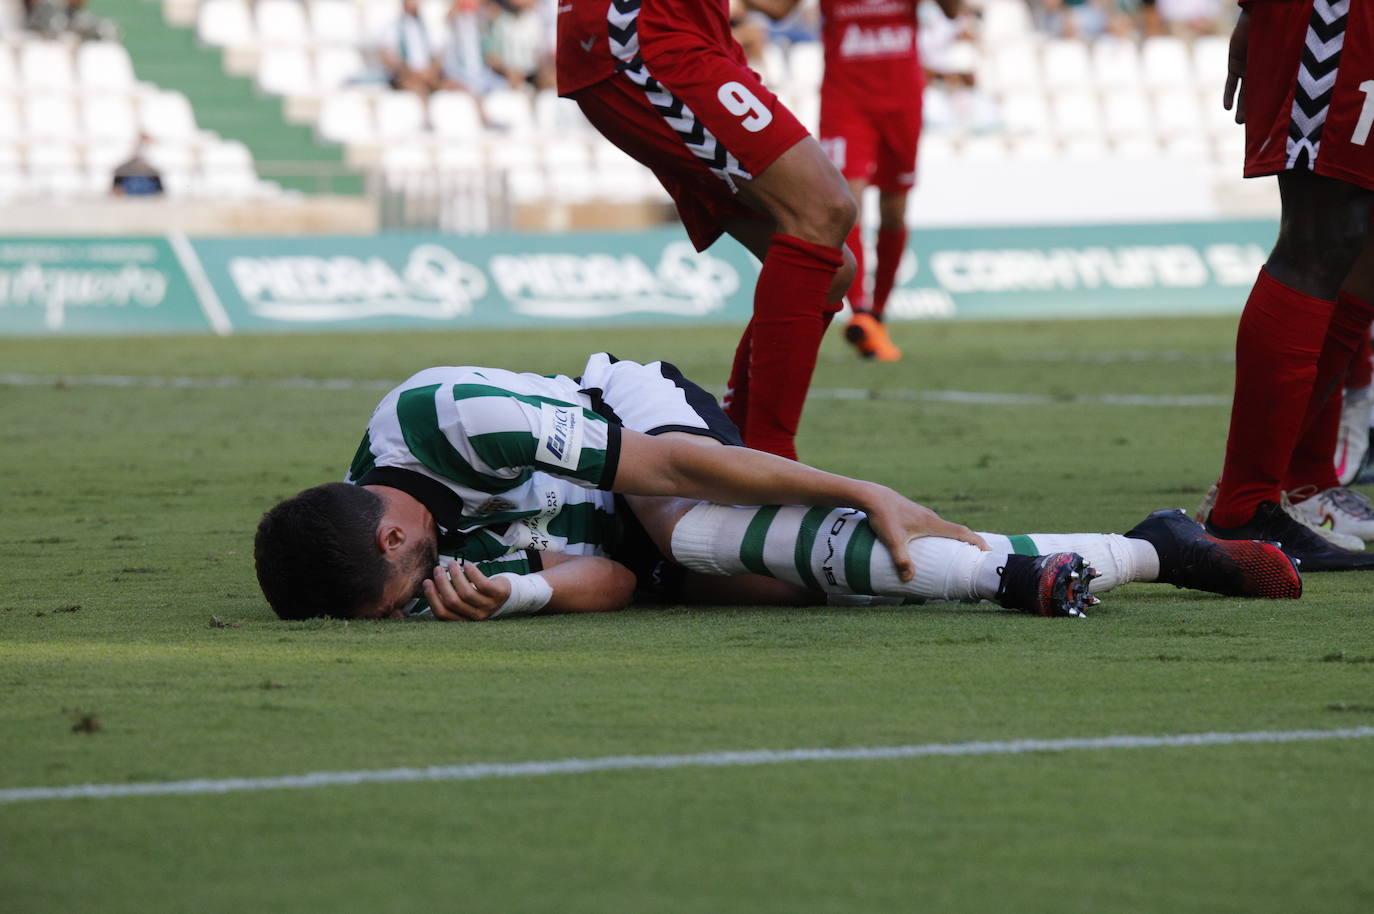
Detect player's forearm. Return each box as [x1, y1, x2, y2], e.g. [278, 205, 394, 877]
[537, 553, 637, 613]
[615, 432, 893, 516]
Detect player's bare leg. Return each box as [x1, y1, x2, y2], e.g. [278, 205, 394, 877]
[716, 140, 857, 459]
[1206, 171, 1374, 569]
[844, 187, 907, 362]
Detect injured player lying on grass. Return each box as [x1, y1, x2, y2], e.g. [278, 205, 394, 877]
[252, 355, 1303, 622]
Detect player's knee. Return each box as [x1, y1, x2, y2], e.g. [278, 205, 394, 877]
[780, 184, 856, 247]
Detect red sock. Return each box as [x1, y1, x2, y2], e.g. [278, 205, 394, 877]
[1350, 330, 1373, 389]
[1284, 290, 1374, 493]
[723, 320, 753, 434]
[742, 234, 844, 460]
[870, 226, 907, 321]
[843, 223, 868, 312]
[1211, 269, 1335, 527]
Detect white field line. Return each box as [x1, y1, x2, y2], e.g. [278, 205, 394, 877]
[3, 726, 1370, 805]
[0, 372, 1230, 408]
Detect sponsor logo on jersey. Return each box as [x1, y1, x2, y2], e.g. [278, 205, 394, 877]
[838, 23, 914, 58]
[228, 244, 486, 322]
[490, 241, 739, 318]
[537, 401, 584, 470]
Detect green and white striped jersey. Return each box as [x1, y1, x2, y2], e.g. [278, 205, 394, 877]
[346, 365, 622, 563]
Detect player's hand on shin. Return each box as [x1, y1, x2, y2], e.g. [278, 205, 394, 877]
[862, 486, 988, 582]
[422, 560, 512, 621]
[1224, 9, 1249, 123]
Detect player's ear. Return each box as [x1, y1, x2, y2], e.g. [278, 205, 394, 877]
[376, 522, 407, 557]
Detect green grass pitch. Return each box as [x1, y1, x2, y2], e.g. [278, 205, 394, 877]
[2, 317, 1372, 913]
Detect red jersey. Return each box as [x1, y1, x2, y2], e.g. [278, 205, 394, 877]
[819, 0, 921, 109]
[556, 0, 740, 97]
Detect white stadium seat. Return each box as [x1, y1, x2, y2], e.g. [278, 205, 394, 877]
[1061, 136, 1109, 161]
[145, 140, 197, 174]
[960, 134, 1010, 162]
[198, 0, 255, 48]
[984, 41, 1040, 93]
[82, 93, 140, 146]
[309, 0, 362, 45]
[317, 90, 376, 143]
[24, 93, 81, 139]
[1101, 88, 1153, 138]
[201, 139, 255, 173]
[77, 42, 136, 90]
[1161, 133, 1210, 162]
[139, 90, 199, 141]
[1049, 90, 1103, 139]
[1114, 135, 1160, 158]
[787, 42, 823, 91]
[482, 88, 535, 135]
[20, 41, 75, 91]
[998, 88, 1052, 137]
[1040, 39, 1091, 89]
[429, 90, 484, 137]
[1008, 135, 1056, 161]
[1192, 35, 1230, 92]
[1141, 36, 1192, 89]
[375, 91, 427, 138]
[0, 97, 20, 141]
[258, 47, 315, 96]
[0, 45, 16, 87]
[256, 0, 310, 45]
[315, 46, 364, 90]
[981, 0, 1033, 42]
[534, 90, 590, 134]
[435, 142, 484, 173]
[382, 144, 433, 179]
[1090, 38, 1142, 89]
[1153, 88, 1204, 137]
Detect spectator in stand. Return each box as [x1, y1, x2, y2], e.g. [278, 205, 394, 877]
[25, 0, 118, 41]
[1155, 0, 1222, 36]
[482, 0, 554, 91]
[111, 134, 164, 197]
[440, 0, 501, 96]
[379, 0, 445, 98]
[730, 0, 772, 65]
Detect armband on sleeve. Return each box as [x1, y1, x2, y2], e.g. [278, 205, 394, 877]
[488, 572, 554, 619]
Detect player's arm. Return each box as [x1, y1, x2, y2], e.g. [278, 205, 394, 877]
[1223, 8, 1249, 123]
[422, 552, 636, 621]
[610, 430, 987, 581]
[742, 0, 803, 21]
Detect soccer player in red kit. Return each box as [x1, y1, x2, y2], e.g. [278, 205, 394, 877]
[1204, 0, 1374, 569]
[749, 0, 963, 362]
[556, 0, 858, 461]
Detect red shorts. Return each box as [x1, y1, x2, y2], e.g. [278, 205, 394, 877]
[568, 20, 810, 251]
[818, 95, 922, 191]
[1244, 0, 1374, 190]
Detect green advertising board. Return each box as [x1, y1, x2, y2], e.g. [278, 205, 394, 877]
[0, 237, 211, 336]
[0, 220, 1279, 336]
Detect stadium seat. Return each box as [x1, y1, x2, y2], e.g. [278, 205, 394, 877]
[1141, 36, 1192, 89]
[381, 144, 433, 177]
[1090, 37, 1142, 89]
[981, 0, 1033, 42]
[76, 42, 136, 90]
[1211, 130, 1245, 168]
[0, 96, 20, 142]
[139, 90, 199, 142]
[917, 131, 956, 164]
[201, 139, 255, 173]
[1153, 88, 1204, 136]
[258, 47, 315, 96]
[429, 90, 484, 137]
[1101, 88, 1152, 137]
[482, 88, 536, 135]
[759, 43, 787, 87]
[436, 142, 484, 173]
[1204, 87, 1242, 137]
[255, 0, 310, 45]
[146, 140, 197, 174]
[1061, 136, 1109, 161]
[1114, 135, 1159, 158]
[82, 92, 140, 146]
[27, 141, 84, 195]
[374, 90, 427, 138]
[1049, 90, 1103, 138]
[309, 0, 362, 45]
[24, 93, 81, 139]
[960, 134, 1010, 162]
[789, 92, 819, 134]
[0, 44, 17, 87]
[20, 41, 75, 91]
[317, 89, 377, 144]
[1161, 134, 1210, 162]
[533, 90, 590, 135]
[198, 0, 255, 49]
[1041, 39, 1091, 89]
[787, 42, 823, 91]
[1192, 35, 1230, 93]
[1008, 135, 1056, 161]
[998, 88, 1052, 137]
[314, 46, 365, 90]
[984, 41, 1040, 93]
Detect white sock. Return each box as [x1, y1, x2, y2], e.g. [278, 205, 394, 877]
[975, 532, 1159, 592]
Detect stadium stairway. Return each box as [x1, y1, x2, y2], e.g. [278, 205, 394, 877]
[98, 0, 362, 194]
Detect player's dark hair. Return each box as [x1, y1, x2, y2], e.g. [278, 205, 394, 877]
[254, 482, 390, 620]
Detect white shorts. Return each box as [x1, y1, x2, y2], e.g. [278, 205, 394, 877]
[575, 352, 743, 446]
